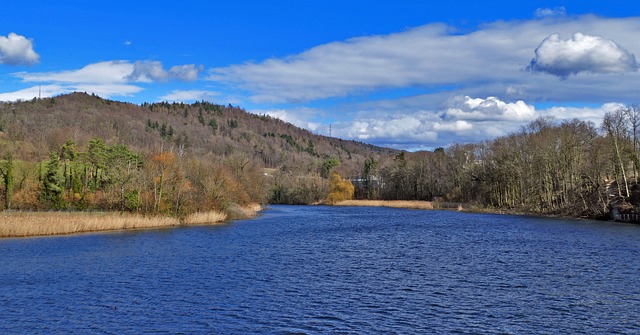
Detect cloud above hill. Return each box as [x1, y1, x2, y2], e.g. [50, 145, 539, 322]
[527, 33, 638, 77]
[126, 61, 203, 82]
[17, 60, 203, 84]
[444, 96, 536, 122]
[0, 33, 39, 66]
[7, 60, 203, 100]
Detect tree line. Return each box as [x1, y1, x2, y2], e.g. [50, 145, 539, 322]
[342, 106, 640, 218]
[0, 138, 268, 217]
[1, 92, 639, 220]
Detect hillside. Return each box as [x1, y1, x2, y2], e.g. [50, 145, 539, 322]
[0, 92, 399, 213]
[0, 92, 396, 171]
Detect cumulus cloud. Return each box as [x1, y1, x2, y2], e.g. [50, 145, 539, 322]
[528, 33, 639, 77]
[0, 33, 39, 66]
[328, 109, 502, 150]
[330, 98, 623, 149]
[443, 96, 537, 122]
[538, 102, 625, 125]
[341, 114, 439, 143]
[256, 96, 539, 149]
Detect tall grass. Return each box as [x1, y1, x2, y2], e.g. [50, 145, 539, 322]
[335, 200, 434, 210]
[0, 203, 264, 238]
[183, 211, 227, 225]
[0, 212, 180, 238]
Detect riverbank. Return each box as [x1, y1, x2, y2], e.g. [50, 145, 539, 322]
[0, 204, 263, 238]
[332, 199, 601, 219]
[334, 200, 437, 210]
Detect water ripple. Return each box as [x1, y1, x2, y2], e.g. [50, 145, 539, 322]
[1, 205, 639, 334]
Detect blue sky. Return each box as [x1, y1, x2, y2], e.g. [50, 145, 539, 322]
[2, 1, 640, 150]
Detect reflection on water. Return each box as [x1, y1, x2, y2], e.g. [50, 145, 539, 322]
[1, 205, 639, 334]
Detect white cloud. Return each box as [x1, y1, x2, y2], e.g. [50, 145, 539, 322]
[259, 96, 625, 150]
[208, 16, 640, 106]
[168, 64, 203, 81]
[126, 61, 167, 82]
[208, 23, 515, 103]
[535, 7, 566, 18]
[250, 107, 325, 132]
[73, 84, 143, 98]
[126, 61, 203, 82]
[17, 61, 134, 84]
[528, 33, 638, 77]
[335, 97, 537, 148]
[0, 33, 39, 66]
[0, 85, 68, 101]
[7, 60, 203, 100]
[538, 102, 625, 125]
[0, 83, 142, 102]
[256, 96, 539, 149]
[17, 60, 203, 84]
[444, 96, 537, 122]
[160, 90, 219, 102]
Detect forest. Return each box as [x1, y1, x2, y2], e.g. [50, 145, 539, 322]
[1, 92, 639, 221]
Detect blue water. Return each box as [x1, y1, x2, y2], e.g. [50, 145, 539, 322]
[1, 205, 639, 334]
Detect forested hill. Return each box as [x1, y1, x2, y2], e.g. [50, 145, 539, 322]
[0, 92, 396, 167]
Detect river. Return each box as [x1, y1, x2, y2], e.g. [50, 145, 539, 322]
[1, 205, 639, 334]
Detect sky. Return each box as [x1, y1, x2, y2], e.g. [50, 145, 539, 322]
[2, 1, 640, 150]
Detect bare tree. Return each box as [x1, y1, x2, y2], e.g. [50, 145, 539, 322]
[623, 104, 640, 180]
[602, 109, 631, 198]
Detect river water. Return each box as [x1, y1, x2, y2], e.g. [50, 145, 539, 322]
[1, 205, 639, 334]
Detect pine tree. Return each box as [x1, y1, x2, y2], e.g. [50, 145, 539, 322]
[0, 153, 13, 210]
[42, 151, 65, 209]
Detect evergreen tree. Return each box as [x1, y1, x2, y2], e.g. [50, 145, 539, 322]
[209, 118, 218, 134]
[42, 151, 65, 209]
[0, 153, 13, 210]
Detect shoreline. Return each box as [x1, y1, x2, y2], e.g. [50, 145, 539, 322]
[333, 199, 469, 211]
[333, 199, 615, 222]
[0, 204, 263, 238]
[333, 199, 437, 210]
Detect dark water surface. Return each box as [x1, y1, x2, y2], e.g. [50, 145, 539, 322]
[1, 205, 639, 334]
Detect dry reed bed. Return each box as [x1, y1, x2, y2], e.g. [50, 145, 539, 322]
[0, 204, 262, 238]
[335, 200, 434, 210]
[0, 212, 181, 238]
[183, 211, 228, 225]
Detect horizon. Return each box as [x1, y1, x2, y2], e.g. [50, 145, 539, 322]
[2, 1, 640, 150]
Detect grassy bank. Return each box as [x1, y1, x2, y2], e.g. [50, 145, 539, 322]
[333, 199, 470, 211]
[334, 200, 435, 210]
[0, 204, 263, 238]
[0, 212, 181, 238]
